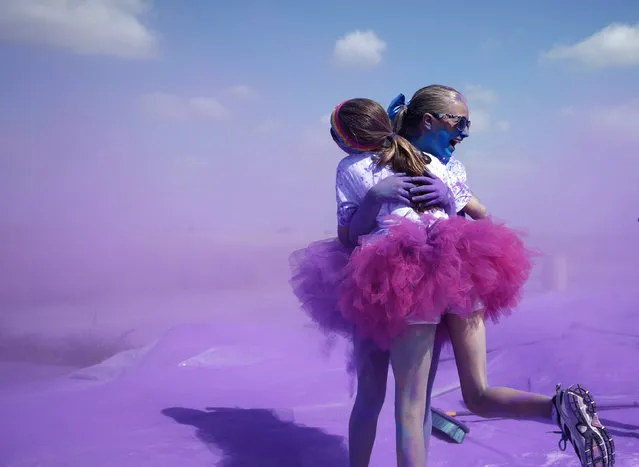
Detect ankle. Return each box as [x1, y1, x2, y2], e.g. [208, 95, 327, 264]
[550, 395, 558, 423]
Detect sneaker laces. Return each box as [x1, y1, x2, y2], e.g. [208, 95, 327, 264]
[553, 384, 568, 450]
[556, 431, 569, 451]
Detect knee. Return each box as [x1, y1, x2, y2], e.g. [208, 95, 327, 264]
[393, 383, 428, 424]
[354, 380, 387, 418]
[394, 403, 425, 426]
[462, 388, 487, 415]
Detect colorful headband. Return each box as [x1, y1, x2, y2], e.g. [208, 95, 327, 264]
[330, 101, 384, 152]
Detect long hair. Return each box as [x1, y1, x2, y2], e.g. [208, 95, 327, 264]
[333, 98, 430, 176]
[393, 85, 466, 138]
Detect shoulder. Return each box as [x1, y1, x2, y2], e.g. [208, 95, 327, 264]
[336, 152, 379, 177]
[448, 156, 465, 169]
[447, 156, 468, 181]
[425, 155, 448, 179]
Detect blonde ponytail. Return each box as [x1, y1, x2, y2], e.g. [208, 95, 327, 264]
[376, 134, 430, 176]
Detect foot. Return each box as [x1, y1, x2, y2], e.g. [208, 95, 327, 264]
[552, 384, 615, 466]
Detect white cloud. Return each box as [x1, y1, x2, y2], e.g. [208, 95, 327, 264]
[496, 120, 511, 132]
[226, 85, 254, 100]
[142, 93, 227, 120]
[460, 86, 513, 134]
[320, 113, 331, 125]
[465, 84, 499, 105]
[188, 97, 228, 119]
[469, 109, 491, 133]
[0, 0, 158, 60]
[333, 30, 387, 68]
[558, 100, 639, 141]
[541, 23, 639, 68]
[463, 86, 503, 133]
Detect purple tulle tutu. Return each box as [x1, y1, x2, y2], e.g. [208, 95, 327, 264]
[289, 238, 355, 340]
[339, 215, 536, 349]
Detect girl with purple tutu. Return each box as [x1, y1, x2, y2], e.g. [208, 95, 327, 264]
[348, 86, 612, 466]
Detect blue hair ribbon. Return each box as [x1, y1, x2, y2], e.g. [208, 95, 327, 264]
[387, 93, 407, 123]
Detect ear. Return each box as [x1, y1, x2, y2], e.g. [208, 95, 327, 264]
[421, 113, 435, 131]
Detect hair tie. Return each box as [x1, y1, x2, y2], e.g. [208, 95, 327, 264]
[381, 132, 396, 148]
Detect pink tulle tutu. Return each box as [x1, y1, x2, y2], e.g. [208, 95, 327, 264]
[339, 215, 535, 349]
[289, 238, 355, 339]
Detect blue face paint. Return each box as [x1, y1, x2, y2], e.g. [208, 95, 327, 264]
[410, 127, 461, 165]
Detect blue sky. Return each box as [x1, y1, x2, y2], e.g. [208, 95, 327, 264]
[2, 1, 638, 128]
[0, 0, 638, 238]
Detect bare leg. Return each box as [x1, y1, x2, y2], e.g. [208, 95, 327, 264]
[390, 324, 436, 467]
[445, 312, 608, 465]
[348, 336, 390, 467]
[423, 326, 443, 456]
[444, 312, 552, 419]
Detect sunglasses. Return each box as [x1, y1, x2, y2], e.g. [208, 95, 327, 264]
[433, 113, 471, 133]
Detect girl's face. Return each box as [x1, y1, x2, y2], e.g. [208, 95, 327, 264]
[410, 100, 470, 164]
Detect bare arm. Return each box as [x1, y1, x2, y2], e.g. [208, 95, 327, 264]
[462, 194, 488, 219]
[338, 191, 382, 247]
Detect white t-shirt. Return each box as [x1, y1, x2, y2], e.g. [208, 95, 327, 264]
[447, 156, 472, 213]
[335, 152, 453, 233]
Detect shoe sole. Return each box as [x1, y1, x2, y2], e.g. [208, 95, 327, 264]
[562, 386, 615, 467]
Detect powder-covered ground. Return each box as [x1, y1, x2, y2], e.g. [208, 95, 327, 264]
[1, 281, 637, 467]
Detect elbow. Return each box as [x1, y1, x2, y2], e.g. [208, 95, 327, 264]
[464, 202, 488, 220]
[347, 232, 359, 247]
[338, 226, 355, 247]
[346, 229, 360, 247]
[339, 236, 354, 248]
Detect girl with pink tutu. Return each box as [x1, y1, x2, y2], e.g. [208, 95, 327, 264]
[294, 86, 613, 466]
[384, 86, 613, 467]
[291, 86, 615, 466]
[341, 98, 534, 466]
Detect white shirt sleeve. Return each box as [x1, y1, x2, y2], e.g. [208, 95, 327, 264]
[335, 157, 372, 227]
[447, 157, 473, 213]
